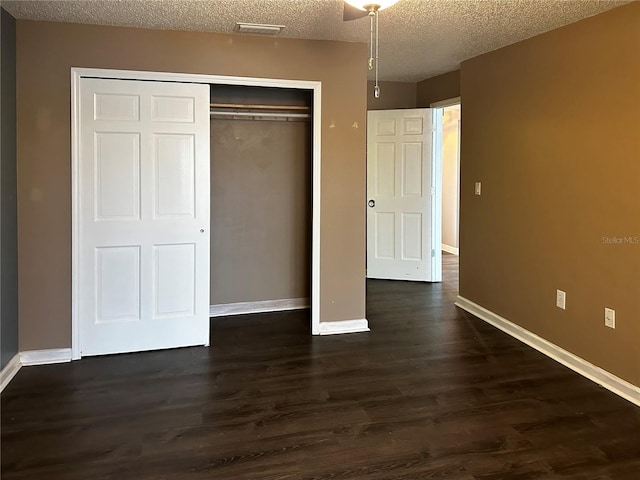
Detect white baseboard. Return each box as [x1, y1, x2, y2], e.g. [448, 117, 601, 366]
[2, 349, 74, 391]
[210, 297, 309, 317]
[0, 354, 22, 393]
[20, 348, 73, 366]
[442, 244, 459, 255]
[319, 319, 370, 335]
[455, 296, 640, 407]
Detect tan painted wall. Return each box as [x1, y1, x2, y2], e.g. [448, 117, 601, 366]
[459, 3, 640, 386]
[210, 118, 311, 305]
[442, 105, 460, 250]
[367, 81, 416, 110]
[16, 20, 367, 350]
[416, 70, 460, 107]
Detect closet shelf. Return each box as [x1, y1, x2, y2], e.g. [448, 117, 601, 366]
[209, 103, 311, 121]
[210, 103, 310, 111]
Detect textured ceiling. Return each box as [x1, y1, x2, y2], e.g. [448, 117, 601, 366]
[2, 0, 631, 82]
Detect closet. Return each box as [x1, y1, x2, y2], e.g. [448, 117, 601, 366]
[209, 85, 312, 313]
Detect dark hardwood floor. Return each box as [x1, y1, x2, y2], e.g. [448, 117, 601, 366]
[3, 254, 640, 479]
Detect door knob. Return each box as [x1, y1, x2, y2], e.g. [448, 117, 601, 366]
[368, 200, 375, 207]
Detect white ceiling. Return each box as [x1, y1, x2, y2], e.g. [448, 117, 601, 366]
[2, 0, 630, 82]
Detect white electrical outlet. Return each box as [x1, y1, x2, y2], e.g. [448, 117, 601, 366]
[475, 182, 482, 196]
[604, 307, 615, 329]
[556, 289, 566, 310]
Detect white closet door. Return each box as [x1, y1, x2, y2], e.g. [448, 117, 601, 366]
[79, 77, 210, 356]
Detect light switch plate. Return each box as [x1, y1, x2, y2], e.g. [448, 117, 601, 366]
[475, 182, 482, 195]
[556, 289, 566, 310]
[605, 307, 615, 329]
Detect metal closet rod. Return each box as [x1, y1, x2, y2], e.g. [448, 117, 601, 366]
[209, 103, 311, 121]
[210, 103, 311, 121]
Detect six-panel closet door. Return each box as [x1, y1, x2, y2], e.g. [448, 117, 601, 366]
[78, 77, 210, 356]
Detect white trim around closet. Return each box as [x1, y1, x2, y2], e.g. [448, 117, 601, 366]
[71, 68, 322, 360]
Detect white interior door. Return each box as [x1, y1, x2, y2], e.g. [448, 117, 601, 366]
[78, 77, 210, 356]
[367, 108, 440, 281]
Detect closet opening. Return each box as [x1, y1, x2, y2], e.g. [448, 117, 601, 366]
[208, 84, 313, 319]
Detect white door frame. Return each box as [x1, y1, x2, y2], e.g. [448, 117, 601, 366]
[430, 110, 443, 282]
[71, 67, 322, 360]
[430, 97, 461, 109]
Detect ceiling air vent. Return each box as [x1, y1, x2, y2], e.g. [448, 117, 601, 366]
[236, 23, 285, 35]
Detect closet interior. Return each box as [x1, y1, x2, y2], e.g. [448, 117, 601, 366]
[209, 84, 313, 311]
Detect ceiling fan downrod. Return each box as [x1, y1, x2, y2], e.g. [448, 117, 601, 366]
[364, 4, 381, 97]
[345, 0, 398, 98]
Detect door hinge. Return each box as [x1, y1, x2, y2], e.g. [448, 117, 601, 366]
[431, 186, 436, 196]
[432, 249, 436, 258]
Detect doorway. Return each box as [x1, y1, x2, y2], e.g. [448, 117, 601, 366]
[432, 97, 461, 280]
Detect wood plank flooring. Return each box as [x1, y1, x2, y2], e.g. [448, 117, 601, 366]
[3, 254, 640, 479]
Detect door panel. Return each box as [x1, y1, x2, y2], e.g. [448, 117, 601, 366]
[152, 95, 195, 122]
[79, 77, 210, 356]
[401, 213, 422, 260]
[95, 132, 141, 220]
[402, 143, 423, 197]
[154, 134, 195, 217]
[367, 109, 433, 281]
[94, 93, 140, 121]
[376, 144, 396, 196]
[375, 212, 395, 259]
[96, 246, 141, 323]
[153, 243, 196, 318]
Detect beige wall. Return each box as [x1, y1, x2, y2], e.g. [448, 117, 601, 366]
[210, 118, 311, 305]
[416, 70, 460, 107]
[459, 3, 640, 386]
[16, 20, 367, 350]
[442, 105, 460, 250]
[367, 81, 417, 110]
